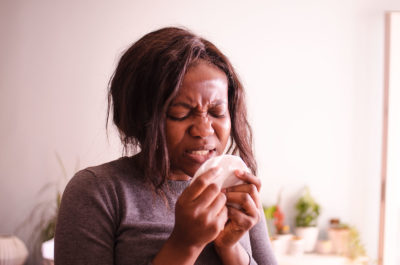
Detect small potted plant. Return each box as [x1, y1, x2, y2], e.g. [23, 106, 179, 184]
[17, 153, 77, 264]
[294, 187, 321, 252]
[328, 220, 367, 261]
[264, 204, 291, 255]
[272, 206, 290, 235]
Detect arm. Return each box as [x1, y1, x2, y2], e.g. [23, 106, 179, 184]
[214, 170, 277, 265]
[249, 209, 278, 265]
[54, 170, 116, 265]
[215, 241, 252, 265]
[152, 167, 228, 265]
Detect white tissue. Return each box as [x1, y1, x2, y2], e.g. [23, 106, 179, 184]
[192, 154, 250, 189]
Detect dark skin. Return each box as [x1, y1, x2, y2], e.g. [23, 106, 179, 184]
[152, 61, 261, 265]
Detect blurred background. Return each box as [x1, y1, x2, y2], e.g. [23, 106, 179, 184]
[1, 0, 399, 264]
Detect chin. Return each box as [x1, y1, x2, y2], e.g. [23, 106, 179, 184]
[184, 162, 206, 178]
[185, 168, 199, 178]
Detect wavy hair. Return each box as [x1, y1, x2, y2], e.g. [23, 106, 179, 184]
[108, 27, 256, 192]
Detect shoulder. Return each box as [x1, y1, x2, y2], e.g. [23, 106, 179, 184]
[67, 156, 140, 189]
[62, 156, 146, 208]
[84, 156, 137, 181]
[59, 157, 144, 225]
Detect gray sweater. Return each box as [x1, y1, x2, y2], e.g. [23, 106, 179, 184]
[55, 157, 277, 265]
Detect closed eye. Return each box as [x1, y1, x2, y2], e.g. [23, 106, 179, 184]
[167, 102, 228, 121]
[167, 105, 191, 121]
[209, 105, 227, 118]
[167, 114, 190, 121]
[209, 111, 226, 118]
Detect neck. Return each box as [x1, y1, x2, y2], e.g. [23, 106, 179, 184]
[168, 173, 191, 181]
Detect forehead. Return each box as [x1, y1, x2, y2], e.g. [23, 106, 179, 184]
[172, 62, 229, 104]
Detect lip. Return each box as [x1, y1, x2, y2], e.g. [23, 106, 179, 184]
[184, 146, 216, 164]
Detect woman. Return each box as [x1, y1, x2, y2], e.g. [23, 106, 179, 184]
[55, 27, 277, 265]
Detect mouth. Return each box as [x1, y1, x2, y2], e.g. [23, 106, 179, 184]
[185, 148, 216, 164]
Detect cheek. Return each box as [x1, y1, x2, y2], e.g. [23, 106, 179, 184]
[216, 117, 231, 146]
[165, 121, 186, 149]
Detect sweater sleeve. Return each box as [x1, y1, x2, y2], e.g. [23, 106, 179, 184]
[54, 169, 117, 265]
[248, 209, 278, 265]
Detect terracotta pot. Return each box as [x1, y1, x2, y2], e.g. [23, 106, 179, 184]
[0, 235, 28, 265]
[328, 227, 350, 255]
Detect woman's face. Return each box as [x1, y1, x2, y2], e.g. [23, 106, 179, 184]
[165, 62, 231, 179]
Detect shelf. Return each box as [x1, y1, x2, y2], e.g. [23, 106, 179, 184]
[276, 253, 368, 265]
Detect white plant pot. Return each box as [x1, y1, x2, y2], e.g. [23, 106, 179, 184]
[288, 237, 305, 256]
[295, 227, 319, 252]
[316, 239, 333, 254]
[0, 235, 28, 265]
[270, 234, 292, 255]
[42, 238, 54, 262]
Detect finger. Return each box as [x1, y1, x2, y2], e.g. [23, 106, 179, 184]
[194, 183, 221, 207]
[227, 206, 257, 230]
[181, 167, 222, 200]
[216, 206, 228, 232]
[234, 170, 261, 191]
[207, 192, 227, 215]
[224, 184, 261, 209]
[225, 192, 259, 219]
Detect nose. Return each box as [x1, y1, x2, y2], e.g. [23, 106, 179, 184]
[189, 115, 214, 138]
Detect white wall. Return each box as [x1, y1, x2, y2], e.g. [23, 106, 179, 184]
[1, 0, 399, 264]
[384, 11, 400, 265]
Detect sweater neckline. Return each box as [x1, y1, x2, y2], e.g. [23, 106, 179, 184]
[166, 179, 191, 190]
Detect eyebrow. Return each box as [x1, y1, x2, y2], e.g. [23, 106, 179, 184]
[169, 102, 193, 109]
[169, 100, 227, 108]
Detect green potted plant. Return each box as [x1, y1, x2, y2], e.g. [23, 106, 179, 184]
[263, 190, 293, 255]
[17, 153, 77, 264]
[294, 187, 321, 252]
[264, 205, 290, 235]
[40, 153, 78, 264]
[264, 204, 292, 255]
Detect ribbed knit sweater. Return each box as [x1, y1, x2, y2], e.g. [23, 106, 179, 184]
[55, 156, 277, 265]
